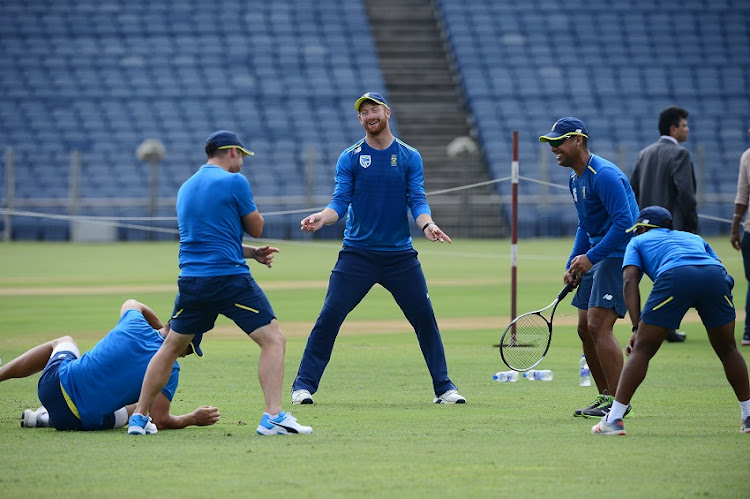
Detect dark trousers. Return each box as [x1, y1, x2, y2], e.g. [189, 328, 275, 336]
[292, 246, 456, 396]
[742, 232, 750, 336]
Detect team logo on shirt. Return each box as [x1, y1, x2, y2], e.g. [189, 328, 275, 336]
[360, 155, 371, 168]
[572, 187, 578, 202]
[391, 154, 397, 166]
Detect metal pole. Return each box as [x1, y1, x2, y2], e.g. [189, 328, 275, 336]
[4, 147, 14, 242]
[148, 159, 158, 240]
[461, 150, 469, 238]
[511, 131, 519, 342]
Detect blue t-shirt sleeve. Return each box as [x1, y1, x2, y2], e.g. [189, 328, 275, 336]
[234, 174, 257, 217]
[587, 168, 634, 264]
[568, 223, 590, 269]
[622, 239, 642, 270]
[327, 151, 354, 219]
[405, 149, 431, 220]
[162, 364, 180, 401]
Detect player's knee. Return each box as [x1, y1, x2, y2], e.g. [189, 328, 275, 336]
[54, 335, 76, 346]
[252, 321, 286, 351]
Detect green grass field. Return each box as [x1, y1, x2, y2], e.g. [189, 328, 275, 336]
[1, 238, 748, 498]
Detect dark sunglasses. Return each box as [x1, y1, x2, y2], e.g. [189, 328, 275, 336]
[548, 135, 574, 147]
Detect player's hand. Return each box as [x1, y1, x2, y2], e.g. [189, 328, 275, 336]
[564, 269, 581, 288]
[625, 333, 636, 356]
[568, 254, 593, 276]
[424, 223, 452, 243]
[193, 406, 220, 426]
[254, 245, 280, 267]
[730, 231, 742, 251]
[301, 213, 324, 233]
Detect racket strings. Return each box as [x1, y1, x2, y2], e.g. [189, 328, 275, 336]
[500, 313, 551, 370]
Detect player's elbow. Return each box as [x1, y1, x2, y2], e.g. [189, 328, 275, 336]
[242, 212, 264, 238]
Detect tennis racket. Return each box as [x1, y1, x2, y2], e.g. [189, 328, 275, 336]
[499, 282, 575, 371]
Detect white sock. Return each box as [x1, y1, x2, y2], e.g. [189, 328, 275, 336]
[740, 399, 750, 420]
[606, 401, 629, 423]
[266, 412, 280, 419]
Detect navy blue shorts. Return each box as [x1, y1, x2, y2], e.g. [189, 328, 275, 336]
[571, 257, 627, 318]
[38, 350, 83, 431]
[171, 274, 276, 337]
[642, 265, 736, 329]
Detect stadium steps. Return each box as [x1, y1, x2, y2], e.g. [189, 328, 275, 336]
[363, 0, 506, 238]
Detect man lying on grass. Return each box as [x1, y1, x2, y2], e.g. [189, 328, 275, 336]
[0, 299, 219, 432]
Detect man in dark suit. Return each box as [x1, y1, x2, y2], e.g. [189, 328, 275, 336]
[630, 106, 698, 233]
[629, 106, 698, 342]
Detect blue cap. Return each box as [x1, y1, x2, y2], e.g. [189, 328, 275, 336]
[539, 117, 589, 142]
[354, 92, 390, 111]
[206, 130, 254, 156]
[187, 334, 204, 358]
[626, 206, 673, 233]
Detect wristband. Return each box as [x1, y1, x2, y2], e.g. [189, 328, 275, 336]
[421, 222, 435, 231]
[632, 326, 638, 332]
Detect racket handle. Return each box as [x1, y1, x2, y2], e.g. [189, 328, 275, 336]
[558, 281, 575, 300]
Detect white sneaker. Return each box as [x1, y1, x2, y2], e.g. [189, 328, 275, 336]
[127, 413, 158, 435]
[21, 406, 50, 428]
[433, 389, 466, 404]
[291, 389, 314, 405]
[256, 411, 313, 435]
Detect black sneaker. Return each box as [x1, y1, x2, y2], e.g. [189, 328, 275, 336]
[742, 332, 750, 347]
[574, 394, 608, 417]
[742, 416, 750, 434]
[666, 330, 686, 342]
[582, 399, 633, 419]
[581, 395, 614, 418]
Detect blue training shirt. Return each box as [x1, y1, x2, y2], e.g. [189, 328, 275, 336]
[327, 138, 431, 251]
[568, 154, 639, 268]
[177, 164, 257, 277]
[58, 310, 180, 431]
[623, 228, 724, 281]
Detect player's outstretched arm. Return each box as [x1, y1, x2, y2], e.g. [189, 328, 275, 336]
[149, 392, 220, 430]
[301, 208, 339, 233]
[243, 245, 280, 268]
[416, 214, 452, 243]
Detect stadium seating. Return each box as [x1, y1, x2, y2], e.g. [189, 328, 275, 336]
[1, 1, 748, 240]
[0, 0, 383, 240]
[437, 0, 750, 236]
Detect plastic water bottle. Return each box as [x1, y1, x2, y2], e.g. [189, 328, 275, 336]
[493, 371, 519, 382]
[579, 354, 591, 386]
[523, 369, 553, 381]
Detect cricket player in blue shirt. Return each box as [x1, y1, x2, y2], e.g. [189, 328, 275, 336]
[291, 92, 465, 405]
[128, 130, 312, 436]
[540, 117, 638, 418]
[592, 206, 750, 435]
[0, 299, 219, 431]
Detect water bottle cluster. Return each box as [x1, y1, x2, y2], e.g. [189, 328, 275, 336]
[493, 356, 590, 384]
[523, 370, 553, 381]
[493, 370, 553, 382]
